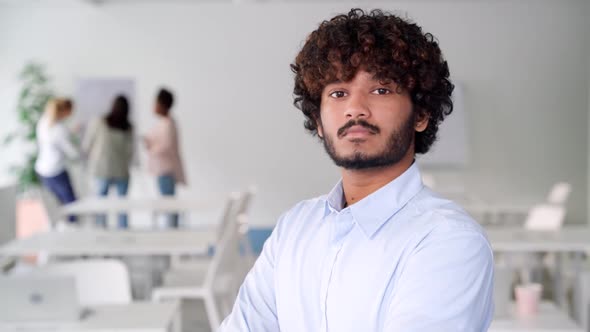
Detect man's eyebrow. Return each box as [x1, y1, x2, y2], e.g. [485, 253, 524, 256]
[325, 79, 344, 86]
[372, 75, 394, 84]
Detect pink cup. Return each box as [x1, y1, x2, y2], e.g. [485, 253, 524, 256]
[514, 283, 543, 316]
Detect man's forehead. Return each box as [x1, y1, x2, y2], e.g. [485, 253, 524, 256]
[323, 71, 396, 86]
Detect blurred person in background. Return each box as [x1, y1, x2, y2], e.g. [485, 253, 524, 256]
[143, 88, 186, 228]
[83, 94, 134, 229]
[35, 98, 79, 223]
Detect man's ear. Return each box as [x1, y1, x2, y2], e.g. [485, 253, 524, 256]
[415, 111, 429, 133]
[316, 117, 324, 139]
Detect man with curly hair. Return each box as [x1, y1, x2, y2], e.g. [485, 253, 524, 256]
[220, 9, 493, 331]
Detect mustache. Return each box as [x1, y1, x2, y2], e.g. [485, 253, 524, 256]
[337, 119, 380, 138]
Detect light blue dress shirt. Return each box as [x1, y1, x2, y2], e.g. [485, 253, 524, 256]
[220, 163, 494, 331]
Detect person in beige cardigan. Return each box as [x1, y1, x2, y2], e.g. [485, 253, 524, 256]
[83, 95, 134, 228]
[143, 88, 186, 228]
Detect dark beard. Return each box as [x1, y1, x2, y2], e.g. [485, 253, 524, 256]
[322, 115, 415, 170]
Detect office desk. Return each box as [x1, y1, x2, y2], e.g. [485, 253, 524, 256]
[486, 227, 590, 253]
[490, 301, 583, 332]
[61, 197, 221, 215]
[0, 229, 215, 257]
[486, 227, 590, 309]
[0, 301, 180, 332]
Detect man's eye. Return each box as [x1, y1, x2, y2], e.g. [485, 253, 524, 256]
[372, 88, 391, 95]
[329, 91, 347, 98]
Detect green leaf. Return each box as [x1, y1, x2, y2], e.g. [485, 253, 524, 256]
[26, 130, 37, 141]
[10, 61, 52, 190]
[2, 133, 16, 145]
[19, 87, 31, 101]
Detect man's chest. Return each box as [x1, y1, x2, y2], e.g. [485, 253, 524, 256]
[274, 220, 410, 331]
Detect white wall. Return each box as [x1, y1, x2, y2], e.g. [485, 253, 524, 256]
[0, 0, 588, 226]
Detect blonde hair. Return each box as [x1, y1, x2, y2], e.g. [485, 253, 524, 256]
[44, 98, 73, 126]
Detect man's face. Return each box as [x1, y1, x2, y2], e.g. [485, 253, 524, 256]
[317, 70, 427, 170]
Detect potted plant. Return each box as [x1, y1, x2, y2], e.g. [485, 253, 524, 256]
[3, 62, 53, 191]
[2, 62, 54, 238]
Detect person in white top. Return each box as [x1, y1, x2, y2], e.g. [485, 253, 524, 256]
[35, 98, 80, 223]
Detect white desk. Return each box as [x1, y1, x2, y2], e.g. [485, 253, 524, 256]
[490, 302, 583, 332]
[61, 197, 222, 215]
[459, 195, 534, 225]
[0, 301, 180, 332]
[61, 197, 225, 228]
[0, 230, 215, 257]
[486, 227, 590, 253]
[465, 202, 532, 215]
[486, 227, 590, 309]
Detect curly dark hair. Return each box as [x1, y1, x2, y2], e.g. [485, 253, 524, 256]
[291, 8, 454, 154]
[157, 88, 174, 114]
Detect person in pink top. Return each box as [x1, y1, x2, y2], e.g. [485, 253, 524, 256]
[143, 88, 186, 228]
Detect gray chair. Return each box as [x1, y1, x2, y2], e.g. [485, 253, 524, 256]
[0, 185, 17, 272]
[573, 269, 590, 331]
[0, 185, 17, 245]
[153, 213, 250, 331]
[34, 259, 132, 306]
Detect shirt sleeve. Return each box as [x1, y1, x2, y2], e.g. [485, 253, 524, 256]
[218, 213, 286, 331]
[384, 223, 495, 331]
[81, 119, 99, 156]
[56, 124, 80, 160]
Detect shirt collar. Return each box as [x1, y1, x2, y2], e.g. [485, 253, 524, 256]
[325, 162, 424, 238]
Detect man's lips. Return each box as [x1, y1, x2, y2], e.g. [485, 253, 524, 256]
[341, 125, 375, 138]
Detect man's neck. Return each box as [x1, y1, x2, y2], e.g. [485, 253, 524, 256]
[341, 154, 414, 207]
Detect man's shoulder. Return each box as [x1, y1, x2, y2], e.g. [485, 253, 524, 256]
[281, 195, 327, 220]
[409, 188, 488, 241]
[393, 188, 494, 272]
[271, 194, 328, 232]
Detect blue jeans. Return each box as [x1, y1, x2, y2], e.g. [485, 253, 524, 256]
[96, 178, 129, 229]
[39, 170, 77, 223]
[158, 174, 178, 228]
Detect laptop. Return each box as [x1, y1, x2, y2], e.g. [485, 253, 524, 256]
[0, 276, 81, 323]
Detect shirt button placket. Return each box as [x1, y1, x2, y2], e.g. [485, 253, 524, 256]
[320, 211, 354, 332]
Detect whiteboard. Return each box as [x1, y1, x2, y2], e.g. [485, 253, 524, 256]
[73, 78, 135, 123]
[417, 83, 468, 167]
